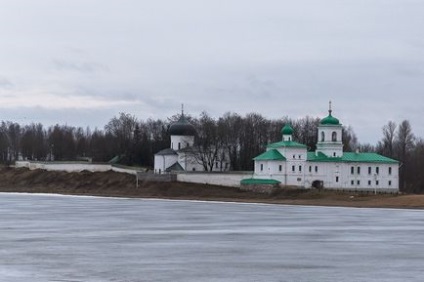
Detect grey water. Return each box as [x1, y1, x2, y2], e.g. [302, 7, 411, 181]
[0, 193, 423, 282]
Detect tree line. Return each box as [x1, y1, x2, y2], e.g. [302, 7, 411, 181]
[0, 112, 422, 193]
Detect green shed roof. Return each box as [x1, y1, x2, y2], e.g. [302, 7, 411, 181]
[241, 178, 281, 185]
[267, 140, 307, 149]
[253, 149, 286, 161]
[307, 152, 398, 164]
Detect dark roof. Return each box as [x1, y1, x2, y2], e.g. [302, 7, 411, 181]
[168, 115, 197, 136]
[155, 148, 178, 156]
[166, 162, 184, 172]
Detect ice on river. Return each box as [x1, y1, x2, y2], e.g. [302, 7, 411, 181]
[0, 193, 423, 282]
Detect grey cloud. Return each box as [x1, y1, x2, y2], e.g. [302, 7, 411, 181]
[52, 59, 109, 73]
[0, 76, 13, 89]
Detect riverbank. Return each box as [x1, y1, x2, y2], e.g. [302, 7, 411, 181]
[1, 167, 424, 209]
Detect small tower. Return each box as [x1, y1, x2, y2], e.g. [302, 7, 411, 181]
[316, 101, 343, 157]
[168, 105, 196, 151]
[281, 124, 294, 142]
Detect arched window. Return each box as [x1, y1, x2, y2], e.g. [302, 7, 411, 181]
[321, 131, 325, 142]
[332, 131, 337, 142]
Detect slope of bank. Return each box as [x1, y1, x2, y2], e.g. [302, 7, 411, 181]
[1, 167, 424, 209]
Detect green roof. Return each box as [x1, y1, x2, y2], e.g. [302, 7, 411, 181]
[307, 152, 398, 164]
[253, 149, 286, 161]
[281, 124, 294, 135]
[241, 178, 281, 185]
[267, 140, 307, 149]
[320, 113, 340, 125]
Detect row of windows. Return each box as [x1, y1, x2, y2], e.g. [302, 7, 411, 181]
[350, 166, 392, 175]
[350, 180, 392, 186]
[260, 164, 315, 173]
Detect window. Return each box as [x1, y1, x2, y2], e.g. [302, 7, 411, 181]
[298, 155, 301, 159]
[389, 167, 392, 175]
[368, 167, 372, 175]
[389, 180, 392, 186]
[368, 180, 371, 186]
[279, 165, 282, 172]
[293, 154, 296, 159]
[215, 162, 219, 169]
[351, 180, 354, 185]
[376, 167, 379, 174]
[336, 176, 339, 183]
[178, 142, 181, 150]
[351, 167, 354, 174]
[309, 166, 312, 173]
[321, 131, 325, 142]
[299, 165, 302, 172]
[376, 180, 379, 186]
[357, 167, 361, 175]
[260, 164, 263, 171]
[332, 131, 337, 142]
[333, 152, 336, 157]
[357, 180, 360, 185]
[315, 166, 318, 173]
[292, 165, 295, 172]
[192, 168, 196, 171]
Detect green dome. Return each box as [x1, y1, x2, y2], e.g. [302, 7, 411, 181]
[320, 114, 340, 125]
[281, 124, 294, 135]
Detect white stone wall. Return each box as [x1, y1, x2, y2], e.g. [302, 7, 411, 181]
[303, 162, 399, 192]
[15, 161, 138, 175]
[177, 172, 253, 187]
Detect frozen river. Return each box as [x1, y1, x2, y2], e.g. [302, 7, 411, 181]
[0, 193, 423, 282]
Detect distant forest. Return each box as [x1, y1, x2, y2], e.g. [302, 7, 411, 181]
[0, 112, 422, 193]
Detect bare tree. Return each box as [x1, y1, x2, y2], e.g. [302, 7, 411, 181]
[381, 121, 397, 157]
[190, 112, 222, 171]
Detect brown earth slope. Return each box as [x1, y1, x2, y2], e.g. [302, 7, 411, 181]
[1, 167, 424, 209]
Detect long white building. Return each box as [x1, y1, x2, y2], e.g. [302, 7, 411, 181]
[251, 106, 399, 192]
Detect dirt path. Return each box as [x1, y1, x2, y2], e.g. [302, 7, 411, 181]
[1, 167, 424, 209]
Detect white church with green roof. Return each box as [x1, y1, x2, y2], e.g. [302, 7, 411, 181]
[251, 104, 399, 192]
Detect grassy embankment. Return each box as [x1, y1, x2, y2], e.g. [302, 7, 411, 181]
[1, 167, 424, 209]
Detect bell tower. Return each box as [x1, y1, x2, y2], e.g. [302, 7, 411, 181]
[316, 101, 343, 157]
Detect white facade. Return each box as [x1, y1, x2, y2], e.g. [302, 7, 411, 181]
[171, 135, 194, 151]
[253, 109, 399, 193]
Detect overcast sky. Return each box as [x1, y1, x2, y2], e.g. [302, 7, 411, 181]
[0, 0, 423, 144]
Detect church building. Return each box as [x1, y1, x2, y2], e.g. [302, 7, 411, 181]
[252, 104, 399, 192]
[154, 111, 230, 174]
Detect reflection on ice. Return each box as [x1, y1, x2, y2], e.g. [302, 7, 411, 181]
[0, 193, 423, 282]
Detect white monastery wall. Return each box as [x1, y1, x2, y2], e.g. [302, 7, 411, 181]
[177, 172, 253, 187]
[15, 161, 138, 175]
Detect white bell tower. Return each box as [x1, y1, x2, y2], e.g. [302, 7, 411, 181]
[316, 101, 343, 157]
